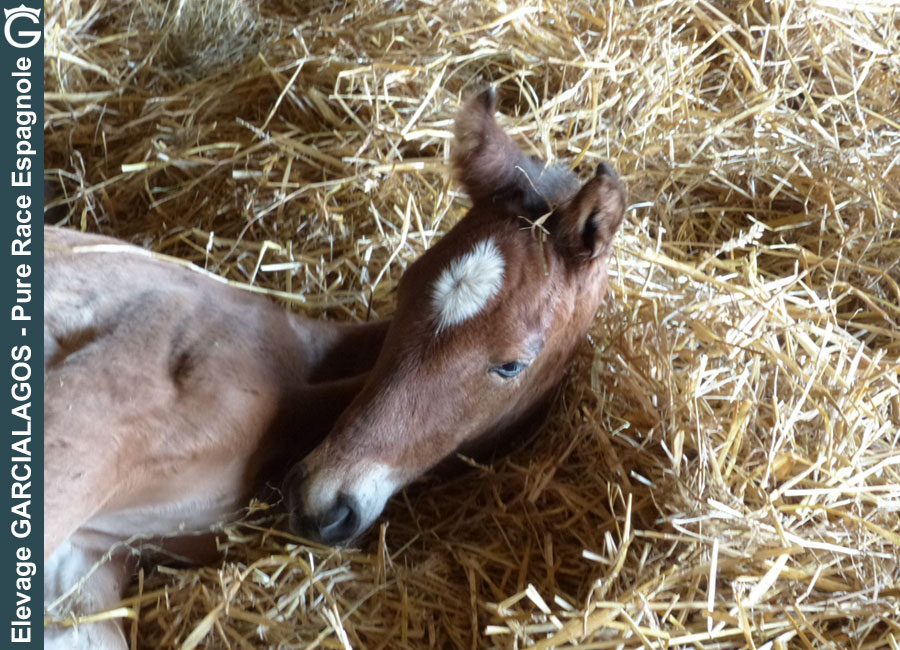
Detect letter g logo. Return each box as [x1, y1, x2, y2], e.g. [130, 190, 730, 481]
[4, 5, 41, 49]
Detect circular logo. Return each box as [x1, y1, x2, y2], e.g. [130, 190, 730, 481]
[4, 5, 41, 49]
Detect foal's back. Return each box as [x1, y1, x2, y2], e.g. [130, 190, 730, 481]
[44, 227, 310, 559]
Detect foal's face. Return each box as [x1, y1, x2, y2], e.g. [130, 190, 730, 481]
[284, 89, 625, 544]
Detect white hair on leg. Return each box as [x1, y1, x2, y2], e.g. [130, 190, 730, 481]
[431, 238, 506, 332]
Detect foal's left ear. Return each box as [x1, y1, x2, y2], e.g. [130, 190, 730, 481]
[552, 162, 626, 262]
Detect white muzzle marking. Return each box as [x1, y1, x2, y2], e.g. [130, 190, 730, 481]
[303, 461, 400, 534]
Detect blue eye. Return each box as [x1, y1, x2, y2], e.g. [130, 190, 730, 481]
[492, 361, 526, 378]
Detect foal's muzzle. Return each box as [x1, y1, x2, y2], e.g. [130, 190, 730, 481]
[283, 463, 364, 545]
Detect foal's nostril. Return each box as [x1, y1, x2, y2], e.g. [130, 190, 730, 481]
[595, 161, 618, 180]
[315, 493, 360, 544]
[318, 502, 350, 533]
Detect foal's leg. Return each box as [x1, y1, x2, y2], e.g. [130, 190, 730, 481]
[301, 319, 390, 382]
[45, 538, 135, 650]
[265, 372, 373, 480]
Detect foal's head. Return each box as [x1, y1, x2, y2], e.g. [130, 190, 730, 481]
[285, 88, 626, 544]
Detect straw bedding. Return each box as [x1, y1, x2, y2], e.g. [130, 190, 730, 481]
[45, 0, 899, 648]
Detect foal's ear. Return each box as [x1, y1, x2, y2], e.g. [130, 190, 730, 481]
[452, 87, 521, 203]
[552, 162, 626, 262]
[453, 87, 581, 215]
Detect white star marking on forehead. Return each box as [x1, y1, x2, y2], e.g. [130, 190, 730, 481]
[431, 238, 506, 332]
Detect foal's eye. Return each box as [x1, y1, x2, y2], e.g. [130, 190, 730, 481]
[492, 361, 527, 379]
